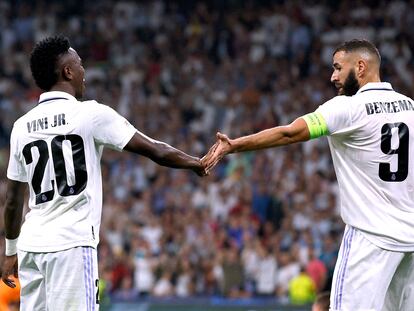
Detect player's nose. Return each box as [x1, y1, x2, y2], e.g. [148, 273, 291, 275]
[330, 71, 338, 83]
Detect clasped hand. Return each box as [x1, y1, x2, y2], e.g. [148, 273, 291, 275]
[199, 132, 232, 175]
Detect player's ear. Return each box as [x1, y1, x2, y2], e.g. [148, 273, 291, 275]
[61, 65, 73, 81]
[356, 59, 367, 78]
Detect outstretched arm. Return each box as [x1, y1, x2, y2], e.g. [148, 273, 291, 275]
[2, 179, 25, 288]
[203, 117, 311, 170]
[224, 117, 310, 152]
[124, 131, 207, 176]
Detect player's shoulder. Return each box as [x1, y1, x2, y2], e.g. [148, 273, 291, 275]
[12, 106, 39, 132]
[80, 100, 126, 129]
[354, 87, 414, 108]
[79, 100, 115, 114]
[323, 93, 375, 110]
[323, 95, 349, 105]
[392, 90, 414, 101]
[75, 100, 120, 124]
[318, 95, 350, 113]
[79, 99, 101, 110]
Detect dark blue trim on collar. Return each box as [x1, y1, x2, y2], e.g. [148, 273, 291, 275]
[38, 97, 69, 105]
[360, 88, 393, 93]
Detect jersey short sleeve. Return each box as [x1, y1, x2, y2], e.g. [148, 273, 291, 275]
[6, 125, 27, 182]
[315, 96, 352, 135]
[91, 102, 137, 151]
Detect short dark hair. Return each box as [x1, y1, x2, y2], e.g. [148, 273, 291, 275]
[334, 39, 381, 64]
[30, 35, 70, 91]
[314, 291, 330, 311]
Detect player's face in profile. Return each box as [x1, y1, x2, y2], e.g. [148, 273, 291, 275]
[68, 48, 85, 99]
[331, 51, 360, 96]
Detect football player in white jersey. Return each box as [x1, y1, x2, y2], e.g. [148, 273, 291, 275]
[1, 36, 210, 310]
[204, 39, 414, 310]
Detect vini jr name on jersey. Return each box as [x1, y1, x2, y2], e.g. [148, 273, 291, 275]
[27, 113, 66, 133]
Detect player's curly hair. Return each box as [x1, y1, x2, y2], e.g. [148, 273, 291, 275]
[30, 35, 70, 91]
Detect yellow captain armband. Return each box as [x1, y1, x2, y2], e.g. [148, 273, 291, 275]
[302, 112, 329, 139]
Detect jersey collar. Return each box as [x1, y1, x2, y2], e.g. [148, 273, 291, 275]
[356, 82, 393, 94]
[38, 91, 77, 105]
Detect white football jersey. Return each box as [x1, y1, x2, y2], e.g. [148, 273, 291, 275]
[7, 91, 137, 252]
[316, 82, 414, 251]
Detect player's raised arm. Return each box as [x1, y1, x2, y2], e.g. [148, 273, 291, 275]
[203, 117, 312, 171]
[1, 179, 25, 288]
[124, 131, 208, 176]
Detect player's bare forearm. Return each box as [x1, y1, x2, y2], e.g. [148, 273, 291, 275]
[144, 141, 201, 169]
[2, 180, 22, 289]
[229, 118, 310, 153]
[203, 118, 311, 172]
[124, 132, 205, 175]
[4, 180, 25, 239]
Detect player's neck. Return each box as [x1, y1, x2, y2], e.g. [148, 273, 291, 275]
[359, 74, 381, 89]
[49, 82, 76, 97]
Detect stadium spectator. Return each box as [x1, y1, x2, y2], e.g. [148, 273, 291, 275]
[175, 258, 195, 297]
[131, 237, 155, 297]
[152, 270, 173, 297]
[288, 266, 316, 305]
[306, 248, 327, 293]
[221, 246, 244, 298]
[254, 244, 277, 297]
[112, 275, 138, 301]
[240, 233, 260, 294]
[275, 250, 301, 302]
[312, 291, 330, 311]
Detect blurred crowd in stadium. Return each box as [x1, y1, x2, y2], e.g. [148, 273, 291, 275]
[1, 0, 414, 307]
